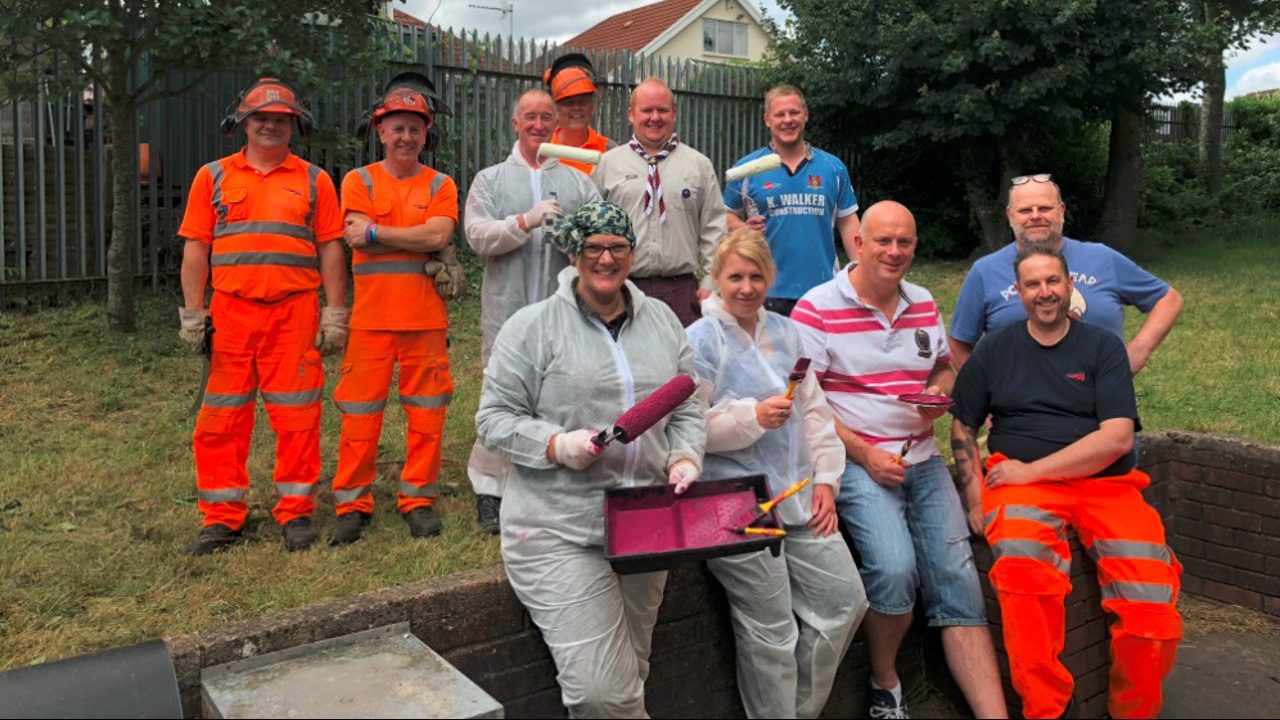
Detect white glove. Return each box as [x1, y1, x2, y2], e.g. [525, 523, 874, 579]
[554, 429, 603, 471]
[178, 307, 209, 354]
[523, 199, 562, 230]
[668, 461, 699, 495]
[314, 306, 350, 356]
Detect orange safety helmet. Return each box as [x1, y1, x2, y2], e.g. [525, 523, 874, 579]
[372, 87, 434, 127]
[543, 53, 597, 102]
[359, 72, 450, 153]
[220, 77, 315, 137]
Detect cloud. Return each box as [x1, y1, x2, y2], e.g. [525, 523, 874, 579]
[1228, 33, 1280, 68]
[1227, 62, 1280, 99]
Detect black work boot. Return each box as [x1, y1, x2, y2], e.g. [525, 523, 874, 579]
[328, 512, 371, 547]
[186, 524, 245, 556]
[403, 506, 443, 538]
[281, 516, 318, 552]
[476, 494, 501, 535]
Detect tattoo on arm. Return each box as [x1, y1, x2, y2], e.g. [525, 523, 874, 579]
[951, 423, 981, 493]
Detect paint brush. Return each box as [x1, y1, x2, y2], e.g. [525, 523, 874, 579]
[728, 478, 811, 532]
[782, 357, 811, 400]
[898, 439, 913, 465]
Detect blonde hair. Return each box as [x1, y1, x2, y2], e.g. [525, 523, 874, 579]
[712, 228, 777, 285]
[764, 84, 806, 114]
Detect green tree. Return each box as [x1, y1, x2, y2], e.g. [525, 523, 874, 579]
[0, 1, 388, 331]
[1193, 1, 1280, 196]
[769, 0, 1206, 252]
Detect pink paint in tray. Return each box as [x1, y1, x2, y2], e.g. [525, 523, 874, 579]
[604, 476, 783, 574]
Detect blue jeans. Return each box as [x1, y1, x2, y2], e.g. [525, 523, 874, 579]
[836, 455, 986, 626]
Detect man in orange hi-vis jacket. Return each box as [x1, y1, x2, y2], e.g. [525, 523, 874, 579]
[950, 242, 1181, 719]
[178, 78, 347, 555]
[544, 53, 616, 175]
[328, 76, 459, 546]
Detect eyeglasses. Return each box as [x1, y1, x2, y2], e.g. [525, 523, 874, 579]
[581, 243, 633, 259]
[1011, 173, 1053, 186]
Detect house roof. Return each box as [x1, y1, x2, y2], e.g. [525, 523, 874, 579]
[562, 0, 704, 53]
[393, 8, 427, 28]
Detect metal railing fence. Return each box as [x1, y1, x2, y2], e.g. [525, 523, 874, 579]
[0, 22, 772, 307]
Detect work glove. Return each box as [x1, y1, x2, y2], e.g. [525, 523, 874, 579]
[314, 306, 351, 356]
[668, 460, 699, 495]
[178, 307, 209, 354]
[426, 243, 469, 301]
[523, 199, 562, 230]
[554, 429, 604, 471]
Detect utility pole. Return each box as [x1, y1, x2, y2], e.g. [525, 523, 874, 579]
[468, 1, 514, 38]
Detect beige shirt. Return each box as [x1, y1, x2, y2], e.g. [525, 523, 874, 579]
[594, 142, 727, 287]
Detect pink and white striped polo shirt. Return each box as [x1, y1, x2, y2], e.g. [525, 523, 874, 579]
[792, 264, 952, 464]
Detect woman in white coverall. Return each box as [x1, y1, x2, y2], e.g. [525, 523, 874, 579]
[687, 228, 869, 719]
[475, 201, 706, 719]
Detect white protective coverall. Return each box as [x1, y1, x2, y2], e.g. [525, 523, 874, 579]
[464, 145, 600, 498]
[475, 266, 706, 719]
[687, 294, 869, 719]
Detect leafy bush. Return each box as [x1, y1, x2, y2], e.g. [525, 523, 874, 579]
[1139, 139, 1216, 228]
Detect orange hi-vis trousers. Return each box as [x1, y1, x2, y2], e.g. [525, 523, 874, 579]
[195, 291, 324, 530]
[332, 329, 452, 515]
[981, 454, 1182, 719]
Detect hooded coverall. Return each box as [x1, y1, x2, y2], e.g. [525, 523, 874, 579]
[688, 295, 868, 719]
[331, 163, 458, 515]
[178, 150, 343, 530]
[475, 267, 706, 719]
[464, 146, 600, 499]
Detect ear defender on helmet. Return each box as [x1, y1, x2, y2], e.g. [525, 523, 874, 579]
[220, 77, 315, 139]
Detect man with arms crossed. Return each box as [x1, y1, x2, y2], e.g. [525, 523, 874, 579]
[951, 242, 1181, 719]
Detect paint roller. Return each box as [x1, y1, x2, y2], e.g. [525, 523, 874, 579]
[725, 153, 782, 220]
[538, 142, 602, 166]
[593, 374, 697, 449]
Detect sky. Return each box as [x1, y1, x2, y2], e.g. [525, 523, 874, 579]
[399, 1, 1280, 99]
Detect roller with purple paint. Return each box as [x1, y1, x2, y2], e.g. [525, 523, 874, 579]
[592, 374, 696, 449]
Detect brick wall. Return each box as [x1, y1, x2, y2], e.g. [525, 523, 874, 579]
[167, 561, 919, 719]
[1142, 431, 1280, 614]
[164, 430, 1278, 719]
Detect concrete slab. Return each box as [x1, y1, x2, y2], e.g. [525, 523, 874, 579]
[201, 623, 502, 719]
[1161, 630, 1280, 719]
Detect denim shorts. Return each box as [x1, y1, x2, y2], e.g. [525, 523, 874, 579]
[836, 455, 986, 626]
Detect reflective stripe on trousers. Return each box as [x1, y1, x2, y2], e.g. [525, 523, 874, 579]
[194, 291, 323, 529]
[332, 329, 452, 515]
[981, 453, 1182, 720]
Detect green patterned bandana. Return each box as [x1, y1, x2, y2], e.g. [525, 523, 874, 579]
[543, 200, 636, 257]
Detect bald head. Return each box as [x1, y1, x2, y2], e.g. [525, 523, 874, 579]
[852, 200, 917, 289]
[861, 201, 916, 235]
[511, 88, 556, 162]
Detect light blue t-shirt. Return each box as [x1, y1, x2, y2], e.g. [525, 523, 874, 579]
[723, 146, 858, 301]
[949, 237, 1171, 344]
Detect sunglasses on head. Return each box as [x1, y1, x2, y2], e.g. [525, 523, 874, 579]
[1011, 173, 1053, 186]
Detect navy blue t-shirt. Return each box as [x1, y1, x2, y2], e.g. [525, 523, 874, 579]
[951, 319, 1139, 477]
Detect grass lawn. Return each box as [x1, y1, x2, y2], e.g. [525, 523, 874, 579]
[1, 218, 1277, 669]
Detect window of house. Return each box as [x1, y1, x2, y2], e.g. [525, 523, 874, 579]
[702, 19, 748, 57]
